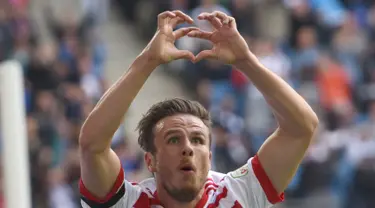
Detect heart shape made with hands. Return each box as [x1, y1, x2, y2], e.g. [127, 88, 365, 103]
[148, 10, 250, 66]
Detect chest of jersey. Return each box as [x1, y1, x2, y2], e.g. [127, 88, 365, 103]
[131, 185, 243, 208]
[80, 157, 282, 208]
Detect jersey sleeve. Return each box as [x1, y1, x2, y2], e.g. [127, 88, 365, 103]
[225, 155, 284, 208]
[79, 168, 141, 208]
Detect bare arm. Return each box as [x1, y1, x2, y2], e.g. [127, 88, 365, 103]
[79, 55, 158, 198]
[189, 11, 318, 195]
[235, 55, 318, 194]
[79, 10, 196, 198]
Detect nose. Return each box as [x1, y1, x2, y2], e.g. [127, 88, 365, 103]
[182, 148, 193, 156]
[182, 139, 194, 157]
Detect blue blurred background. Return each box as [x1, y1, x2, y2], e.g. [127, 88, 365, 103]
[0, 0, 374, 207]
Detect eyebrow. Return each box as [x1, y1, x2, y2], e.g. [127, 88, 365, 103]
[164, 129, 207, 139]
[190, 131, 206, 137]
[163, 129, 181, 139]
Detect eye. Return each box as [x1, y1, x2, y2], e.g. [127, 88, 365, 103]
[191, 137, 204, 144]
[168, 136, 179, 144]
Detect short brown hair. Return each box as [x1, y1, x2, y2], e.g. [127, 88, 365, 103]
[137, 98, 211, 154]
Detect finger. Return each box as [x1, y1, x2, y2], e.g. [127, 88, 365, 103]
[158, 11, 176, 26]
[198, 14, 222, 29]
[187, 30, 213, 40]
[172, 10, 194, 24]
[170, 17, 185, 28]
[209, 16, 223, 29]
[228, 17, 236, 27]
[194, 50, 217, 63]
[197, 12, 211, 20]
[174, 50, 195, 62]
[211, 11, 229, 23]
[158, 11, 176, 20]
[174, 27, 199, 40]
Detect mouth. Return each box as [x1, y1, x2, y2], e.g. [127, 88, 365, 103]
[179, 164, 196, 174]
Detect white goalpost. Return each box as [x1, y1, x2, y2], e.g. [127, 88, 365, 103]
[0, 61, 31, 208]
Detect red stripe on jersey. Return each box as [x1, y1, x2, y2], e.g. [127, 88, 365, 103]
[251, 155, 285, 204]
[133, 192, 150, 208]
[79, 167, 124, 203]
[205, 182, 219, 189]
[232, 200, 242, 208]
[195, 186, 210, 208]
[207, 186, 228, 208]
[205, 186, 218, 195]
[140, 187, 211, 208]
[132, 178, 221, 208]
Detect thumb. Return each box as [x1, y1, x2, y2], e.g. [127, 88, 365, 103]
[194, 50, 216, 63]
[173, 50, 195, 62]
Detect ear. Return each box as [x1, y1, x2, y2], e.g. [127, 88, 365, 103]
[145, 152, 157, 173]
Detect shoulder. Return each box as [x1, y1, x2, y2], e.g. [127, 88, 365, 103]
[80, 169, 127, 207]
[80, 169, 157, 208]
[209, 157, 256, 183]
[226, 156, 285, 206]
[207, 156, 284, 207]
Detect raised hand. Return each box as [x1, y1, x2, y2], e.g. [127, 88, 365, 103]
[187, 11, 251, 65]
[143, 10, 198, 65]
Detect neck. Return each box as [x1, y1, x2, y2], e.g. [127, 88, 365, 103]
[156, 184, 205, 208]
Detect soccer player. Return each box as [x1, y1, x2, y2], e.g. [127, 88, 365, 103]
[79, 10, 319, 208]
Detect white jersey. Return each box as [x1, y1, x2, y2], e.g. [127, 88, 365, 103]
[80, 156, 284, 208]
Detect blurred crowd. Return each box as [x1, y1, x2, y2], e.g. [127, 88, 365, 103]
[0, 0, 374, 207]
[0, 0, 113, 207]
[119, 0, 375, 207]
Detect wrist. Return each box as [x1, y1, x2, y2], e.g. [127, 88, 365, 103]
[233, 52, 262, 72]
[129, 53, 159, 77]
[135, 51, 160, 71]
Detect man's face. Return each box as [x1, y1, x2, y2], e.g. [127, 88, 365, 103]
[148, 114, 211, 202]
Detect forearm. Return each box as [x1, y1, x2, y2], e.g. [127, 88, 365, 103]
[79, 53, 158, 152]
[236, 53, 318, 136]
